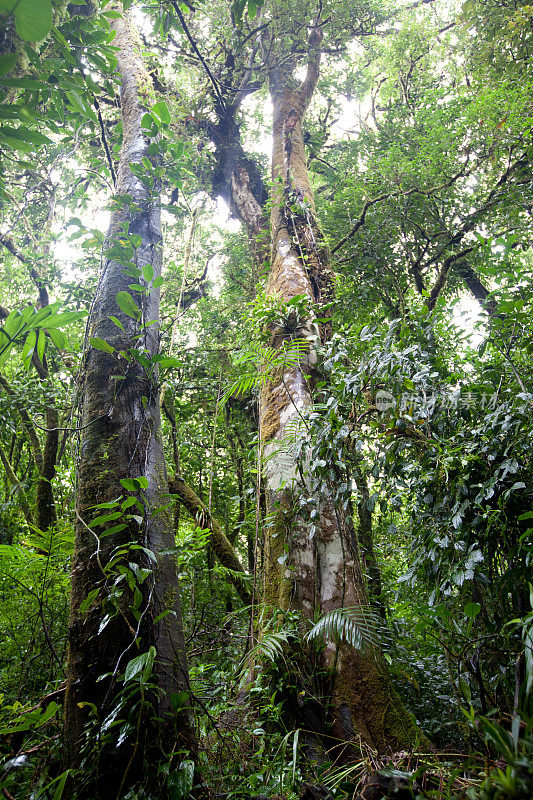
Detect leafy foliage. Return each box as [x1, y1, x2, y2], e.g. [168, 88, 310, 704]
[0, 0, 533, 798]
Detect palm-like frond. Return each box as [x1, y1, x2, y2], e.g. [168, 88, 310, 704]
[223, 339, 312, 403]
[245, 628, 295, 665]
[305, 606, 385, 651]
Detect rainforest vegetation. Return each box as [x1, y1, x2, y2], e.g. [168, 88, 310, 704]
[0, 0, 532, 798]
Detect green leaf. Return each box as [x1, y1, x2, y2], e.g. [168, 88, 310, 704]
[152, 276, 164, 288]
[120, 476, 148, 491]
[0, 0, 53, 42]
[35, 310, 86, 328]
[232, 0, 247, 26]
[108, 315, 125, 331]
[305, 606, 383, 650]
[141, 264, 154, 282]
[0, 342, 13, 369]
[22, 328, 37, 365]
[156, 356, 181, 369]
[39, 769, 72, 800]
[48, 328, 67, 349]
[66, 89, 97, 122]
[464, 602, 481, 620]
[0, 125, 52, 146]
[3, 309, 25, 338]
[0, 131, 33, 152]
[99, 523, 127, 537]
[116, 291, 140, 319]
[52, 770, 71, 800]
[170, 691, 189, 711]
[91, 511, 123, 527]
[124, 646, 156, 683]
[36, 701, 58, 727]
[0, 106, 35, 122]
[458, 676, 471, 702]
[79, 588, 100, 613]
[36, 328, 45, 362]
[90, 336, 115, 354]
[141, 112, 158, 135]
[168, 760, 195, 800]
[0, 53, 17, 76]
[247, 0, 262, 20]
[0, 77, 47, 89]
[121, 496, 138, 510]
[151, 100, 171, 126]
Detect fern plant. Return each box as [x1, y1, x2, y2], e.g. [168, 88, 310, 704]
[223, 338, 312, 404]
[239, 629, 297, 680]
[305, 606, 386, 652]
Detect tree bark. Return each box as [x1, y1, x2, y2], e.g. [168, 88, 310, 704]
[35, 404, 58, 531]
[259, 25, 426, 759]
[64, 10, 194, 797]
[354, 463, 386, 619]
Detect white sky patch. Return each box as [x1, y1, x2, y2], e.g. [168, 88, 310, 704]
[451, 295, 484, 350]
[54, 204, 110, 283]
[331, 96, 371, 137]
[241, 92, 273, 160]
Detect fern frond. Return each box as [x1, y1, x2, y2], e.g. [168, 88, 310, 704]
[239, 628, 297, 678]
[253, 629, 294, 661]
[305, 606, 385, 651]
[222, 338, 313, 404]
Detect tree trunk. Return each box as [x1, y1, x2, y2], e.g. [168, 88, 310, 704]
[354, 463, 386, 618]
[207, 108, 268, 282]
[35, 403, 58, 531]
[64, 10, 194, 797]
[260, 26, 426, 759]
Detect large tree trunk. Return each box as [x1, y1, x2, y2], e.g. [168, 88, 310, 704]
[64, 10, 194, 797]
[260, 25, 426, 759]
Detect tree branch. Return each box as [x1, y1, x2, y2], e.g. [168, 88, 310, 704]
[0, 373, 43, 472]
[0, 232, 49, 308]
[171, 1, 226, 109]
[331, 159, 474, 255]
[425, 244, 477, 312]
[0, 442, 34, 526]
[169, 476, 251, 604]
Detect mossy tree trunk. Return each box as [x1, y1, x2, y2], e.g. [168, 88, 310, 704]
[260, 25, 426, 758]
[64, 9, 194, 797]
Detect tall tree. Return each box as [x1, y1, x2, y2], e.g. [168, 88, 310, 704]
[63, 8, 194, 797]
[257, 7, 425, 755]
